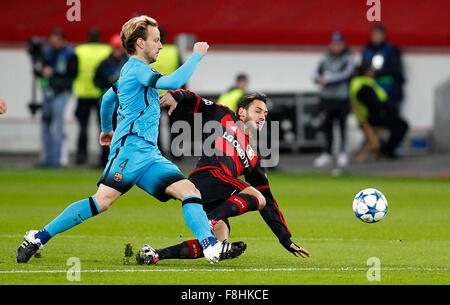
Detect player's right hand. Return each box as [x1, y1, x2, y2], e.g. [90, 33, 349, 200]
[193, 42, 209, 56]
[99, 131, 114, 148]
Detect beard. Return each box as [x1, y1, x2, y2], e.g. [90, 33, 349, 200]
[144, 49, 157, 64]
[243, 116, 260, 136]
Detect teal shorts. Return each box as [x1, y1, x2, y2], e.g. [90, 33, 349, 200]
[98, 134, 186, 202]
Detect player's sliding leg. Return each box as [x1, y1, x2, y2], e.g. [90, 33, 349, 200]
[164, 179, 241, 264]
[136, 218, 246, 264]
[206, 187, 266, 222]
[137, 185, 265, 264]
[137, 239, 247, 265]
[16, 185, 120, 263]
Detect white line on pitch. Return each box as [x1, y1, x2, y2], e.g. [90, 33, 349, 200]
[0, 267, 448, 274]
[1, 234, 449, 243]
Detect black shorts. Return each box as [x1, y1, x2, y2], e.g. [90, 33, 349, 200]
[188, 166, 250, 212]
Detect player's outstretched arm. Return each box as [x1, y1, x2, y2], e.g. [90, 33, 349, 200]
[246, 165, 310, 258]
[154, 42, 209, 90]
[258, 187, 310, 258]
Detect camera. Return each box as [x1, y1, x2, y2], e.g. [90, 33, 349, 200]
[27, 37, 46, 115]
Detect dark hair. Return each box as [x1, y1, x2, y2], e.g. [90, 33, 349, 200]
[236, 73, 248, 82]
[358, 61, 373, 76]
[88, 27, 101, 42]
[51, 28, 65, 39]
[236, 92, 267, 114]
[372, 23, 386, 33]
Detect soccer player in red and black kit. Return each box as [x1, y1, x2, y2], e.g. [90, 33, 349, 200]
[136, 90, 310, 264]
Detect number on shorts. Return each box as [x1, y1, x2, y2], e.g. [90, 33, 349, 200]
[119, 159, 128, 172]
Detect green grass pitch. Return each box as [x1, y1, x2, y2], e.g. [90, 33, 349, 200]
[0, 168, 448, 285]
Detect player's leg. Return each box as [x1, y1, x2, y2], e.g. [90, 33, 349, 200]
[190, 168, 266, 221]
[206, 187, 266, 221]
[136, 158, 246, 263]
[137, 161, 222, 263]
[137, 219, 245, 264]
[16, 136, 138, 263]
[16, 184, 120, 263]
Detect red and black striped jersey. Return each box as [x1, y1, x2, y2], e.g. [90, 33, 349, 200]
[169, 89, 293, 248]
[170, 89, 258, 178]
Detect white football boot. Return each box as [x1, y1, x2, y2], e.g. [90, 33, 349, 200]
[136, 244, 160, 265]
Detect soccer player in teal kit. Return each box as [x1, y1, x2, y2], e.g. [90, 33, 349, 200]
[16, 15, 245, 264]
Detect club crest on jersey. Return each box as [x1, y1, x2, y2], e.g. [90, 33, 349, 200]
[246, 144, 256, 161]
[113, 172, 123, 182]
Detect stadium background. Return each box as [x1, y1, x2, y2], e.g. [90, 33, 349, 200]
[0, 0, 449, 287]
[0, 0, 449, 159]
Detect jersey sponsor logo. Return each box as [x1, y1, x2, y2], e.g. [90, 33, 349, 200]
[113, 172, 123, 182]
[222, 131, 250, 168]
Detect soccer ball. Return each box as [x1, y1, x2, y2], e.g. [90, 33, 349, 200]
[353, 188, 388, 223]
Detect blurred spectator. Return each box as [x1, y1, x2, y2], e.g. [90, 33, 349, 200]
[350, 61, 408, 162]
[313, 32, 355, 168]
[94, 34, 128, 91]
[94, 33, 128, 166]
[39, 29, 78, 167]
[150, 28, 181, 94]
[217, 73, 248, 112]
[362, 24, 405, 116]
[73, 28, 112, 166]
[0, 98, 7, 114]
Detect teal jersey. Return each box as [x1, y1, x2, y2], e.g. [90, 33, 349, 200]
[113, 57, 162, 146]
[100, 53, 203, 148]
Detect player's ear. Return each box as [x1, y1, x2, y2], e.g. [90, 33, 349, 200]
[237, 107, 246, 120]
[136, 37, 145, 50]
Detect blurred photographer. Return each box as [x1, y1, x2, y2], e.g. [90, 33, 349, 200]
[350, 61, 408, 161]
[37, 29, 78, 167]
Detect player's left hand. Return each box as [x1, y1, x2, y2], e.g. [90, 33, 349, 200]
[159, 93, 178, 115]
[288, 242, 310, 258]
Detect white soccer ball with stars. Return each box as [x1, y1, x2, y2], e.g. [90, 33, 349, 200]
[353, 188, 388, 223]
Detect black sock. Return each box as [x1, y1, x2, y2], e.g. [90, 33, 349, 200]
[207, 193, 259, 220]
[156, 239, 203, 260]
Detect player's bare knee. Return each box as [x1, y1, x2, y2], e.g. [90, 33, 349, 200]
[186, 183, 202, 199]
[93, 194, 113, 212]
[94, 185, 121, 211]
[242, 187, 266, 210]
[166, 179, 201, 201]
